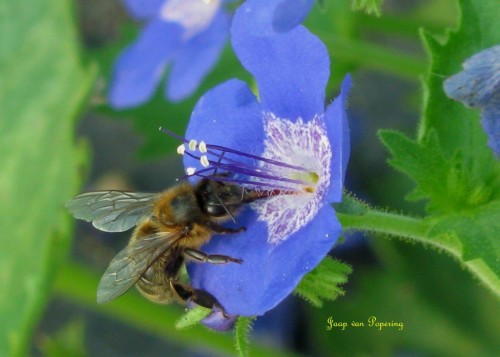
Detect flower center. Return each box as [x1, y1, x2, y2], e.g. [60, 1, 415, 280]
[254, 113, 331, 244]
[159, 113, 332, 245]
[160, 0, 221, 39]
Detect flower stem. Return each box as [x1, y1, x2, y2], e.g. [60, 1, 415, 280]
[336, 209, 500, 297]
[337, 209, 429, 241]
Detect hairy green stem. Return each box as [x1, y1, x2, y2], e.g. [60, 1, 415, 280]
[337, 210, 500, 297]
[53, 262, 300, 357]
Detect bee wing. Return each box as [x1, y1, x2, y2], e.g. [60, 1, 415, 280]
[97, 231, 181, 304]
[66, 191, 159, 232]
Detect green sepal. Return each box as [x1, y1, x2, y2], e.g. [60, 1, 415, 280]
[334, 191, 370, 216]
[294, 257, 352, 308]
[176, 305, 212, 329]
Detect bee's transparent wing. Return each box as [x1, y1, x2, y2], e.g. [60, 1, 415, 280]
[97, 231, 181, 304]
[66, 191, 159, 232]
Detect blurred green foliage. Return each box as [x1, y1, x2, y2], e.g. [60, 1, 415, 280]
[0, 0, 94, 355]
[308, 240, 500, 356]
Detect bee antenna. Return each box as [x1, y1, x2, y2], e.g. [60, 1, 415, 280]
[159, 126, 187, 142]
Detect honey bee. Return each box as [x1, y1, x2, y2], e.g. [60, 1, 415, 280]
[66, 178, 267, 311]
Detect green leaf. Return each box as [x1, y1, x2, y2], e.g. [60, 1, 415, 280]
[176, 305, 212, 329]
[428, 201, 500, 278]
[377, 0, 500, 291]
[381, 129, 497, 212]
[380, 0, 500, 212]
[234, 316, 255, 357]
[0, 0, 94, 355]
[380, 130, 461, 211]
[351, 0, 384, 16]
[419, 0, 500, 198]
[294, 257, 352, 307]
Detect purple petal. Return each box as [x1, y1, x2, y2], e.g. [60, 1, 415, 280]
[324, 74, 352, 203]
[231, 11, 329, 120]
[444, 45, 500, 108]
[166, 11, 229, 102]
[188, 204, 341, 316]
[201, 309, 237, 331]
[183, 79, 264, 178]
[123, 0, 164, 20]
[234, 0, 314, 36]
[482, 105, 500, 157]
[108, 20, 183, 109]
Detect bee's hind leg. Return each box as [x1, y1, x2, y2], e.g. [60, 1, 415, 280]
[170, 281, 226, 312]
[184, 248, 243, 264]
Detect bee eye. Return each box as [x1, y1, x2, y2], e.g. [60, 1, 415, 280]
[205, 203, 227, 217]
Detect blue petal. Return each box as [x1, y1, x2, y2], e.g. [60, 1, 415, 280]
[183, 79, 264, 178]
[108, 20, 183, 109]
[273, 0, 315, 33]
[234, 0, 314, 36]
[231, 11, 329, 120]
[188, 204, 342, 316]
[166, 11, 229, 102]
[324, 75, 352, 203]
[444, 45, 500, 108]
[482, 105, 500, 157]
[123, 0, 164, 20]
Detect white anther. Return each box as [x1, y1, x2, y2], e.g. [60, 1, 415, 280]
[177, 144, 186, 155]
[198, 141, 207, 153]
[188, 139, 197, 151]
[186, 167, 196, 176]
[200, 155, 210, 167]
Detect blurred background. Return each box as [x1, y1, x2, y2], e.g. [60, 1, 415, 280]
[1, 0, 499, 356]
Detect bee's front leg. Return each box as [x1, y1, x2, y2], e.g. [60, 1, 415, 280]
[184, 248, 243, 264]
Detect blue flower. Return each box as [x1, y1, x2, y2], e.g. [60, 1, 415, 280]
[109, 0, 230, 108]
[164, 5, 351, 330]
[444, 45, 500, 157]
[108, 0, 317, 108]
